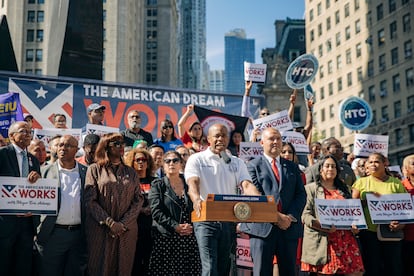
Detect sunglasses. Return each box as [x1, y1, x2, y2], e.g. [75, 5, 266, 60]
[109, 141, 125, 147]
[164, 158, 180, 164]
[261, 112, 270, 116]
[162, 125, 173, 129]
[135, 157, 148, 163]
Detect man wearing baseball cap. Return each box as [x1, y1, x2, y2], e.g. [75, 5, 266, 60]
[86, 103, 105, 125]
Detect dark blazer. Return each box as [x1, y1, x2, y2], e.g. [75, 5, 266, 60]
[149, 175, 193, 237]
[35, 161, 87, 244]
[0, 144, 41, 237]
[240, 156, 306, 239]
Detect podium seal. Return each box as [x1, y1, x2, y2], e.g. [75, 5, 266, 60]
[233, 202, 252, 221]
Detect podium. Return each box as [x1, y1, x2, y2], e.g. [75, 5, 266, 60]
[191, 194, 278, 223]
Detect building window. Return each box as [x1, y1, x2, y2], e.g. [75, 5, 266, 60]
[321, 108, 326, 122]
[410, 124, 414, 143]
[326, 17, 331, 31]
[368, 60, 374, 77]
[35, 69, 42, 75]
[36, 29, 43, 42]
[337, 55, 342, 69]
[336, 32, 341, 46]
[38, 0, 44, 3]
[394, 101, 402, 118]
[317, 2, 322, 15]
[27, 29, 34, 42]
[379, 54, 386, 72]
[338, 77, 343, 91]
[355, 43, 362, 58]
[37, 11, 44, 22]
[318, 23, 323, 37]
[403, 13, 411, 32]
[35, 49, 42, 61]
[146, 30, 157, 39]
[371, 110, 377, 126]
[369, 85, 376, 102]
[326, 0, 331, 9]
[389, 0, 396, 13]
[310, 9, 314, 21]
[25, 69, 33, 74]
[345, 3, 350, 17]
[345, 26, 351, 40]
[377, 4, 384, 21]
[408, 95, 414, 113]
[354, 0, 360, 10]
[395, 129, 403, 145]
[330, 127, 335, 137]
[390, 21, 397, 40]
[27, 11, 35, 22]
[329, 104, 334, 118]
[26, 49, 34, 61]
[321, 130, 326, 139]
[393, 74, 401, 92]
[380, 80, 388, 97]
[328, 82, 333, 95]
[319, 65, 324, 79]
[320, 87, 325, 100]
[381, 106, 389, 122]
[347, 72, 352, 86]
[378, 29, 385, 46]
[406, 68, 414, 87]
[346, 49, 352, 64]
[403, 0, 409, 5]
[366, 11, 372, 27]
[147, 8, 157, 16]
[318, 44, 323, 57]
[355, 19, 361, 34]
[357, 67, 363, 81]
[328, 60, 333, 74]
[28, 0, 35, 3]
[391, 47, 398, 65]
[310, 30, 315, 42]
[326, 39, 332, 52]
[405, 40, 413, 59]
[335, 10, 340, 24]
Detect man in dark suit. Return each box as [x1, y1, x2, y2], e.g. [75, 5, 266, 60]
[35, 135, 88, 276]
[240, 127, 306, 276]
[0, 121, 41, 276]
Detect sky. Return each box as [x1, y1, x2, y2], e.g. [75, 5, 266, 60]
[206, 0, 305, 70]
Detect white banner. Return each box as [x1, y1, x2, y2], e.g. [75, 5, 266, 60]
[0, 176, 58, 215]
[353, 133, 389, 157]
[239, 142, 263, 161]
[315, 198, 367, 229]
[252, 110, 293, 133]
[33, 128, 82, 150]
[85, 123, 119, 137]
[366, 193, 414, 224]
[281, 131, 309, 154]
[244, 62, 267, 83]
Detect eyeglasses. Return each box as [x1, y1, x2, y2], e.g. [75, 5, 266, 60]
[58, 143, 77, 149]
[260, 112, 270, 116]
[129, 115, 140, 119]
[109, 141, 125, 148]
[92, 109, 105, 113]
[14, 129, 31, 135]
[164, 158, 180, 164]
[135, 157, 148, 163]
[162, 125, 173, 129]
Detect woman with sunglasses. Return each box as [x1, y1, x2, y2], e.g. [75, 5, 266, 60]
[148, 151, 201, 275]
[124, 148, 156, 275]
[153, 119, 184, 152]
[84, 133, 143, 276]
[178, 104, 208, 152]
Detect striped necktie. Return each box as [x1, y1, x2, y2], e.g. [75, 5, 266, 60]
[22, 150, 29, 177]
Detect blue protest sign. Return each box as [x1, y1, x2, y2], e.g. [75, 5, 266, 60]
[339, 97, 372, 131]
[285, 54, 319, 89]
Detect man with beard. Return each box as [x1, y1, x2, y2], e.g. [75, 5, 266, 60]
[121, 110, 153, 147]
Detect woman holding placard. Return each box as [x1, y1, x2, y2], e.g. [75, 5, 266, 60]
[352, 152, 406, 276]
[301, 155, 364, 275]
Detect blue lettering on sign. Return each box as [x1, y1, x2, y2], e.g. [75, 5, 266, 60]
[339, 97, 372, 131]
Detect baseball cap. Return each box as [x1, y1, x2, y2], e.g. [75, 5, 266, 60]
[23, 113, 34, 120]
[87, 103, 106, 113]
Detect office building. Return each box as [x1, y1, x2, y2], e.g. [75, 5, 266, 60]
[209, 69, 224, 92]
[306, 0, 414, 164]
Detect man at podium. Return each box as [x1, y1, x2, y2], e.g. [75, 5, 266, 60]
[185, 124, 260, 276]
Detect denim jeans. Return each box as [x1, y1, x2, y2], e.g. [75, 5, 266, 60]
[193, 221, 236, 276]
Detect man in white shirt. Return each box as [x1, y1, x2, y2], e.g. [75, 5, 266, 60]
[35, 135, 88, 276]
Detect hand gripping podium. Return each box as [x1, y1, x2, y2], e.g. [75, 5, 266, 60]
[191, 194, 278, 223]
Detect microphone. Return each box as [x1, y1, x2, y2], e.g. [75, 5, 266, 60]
[220, 151, 231, 164]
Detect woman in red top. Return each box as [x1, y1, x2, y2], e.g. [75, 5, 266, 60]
[177, 104, 208, 152]
[401, 154, 414, 275]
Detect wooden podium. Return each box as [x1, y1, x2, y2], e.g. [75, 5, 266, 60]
[191, 194, 278, 223]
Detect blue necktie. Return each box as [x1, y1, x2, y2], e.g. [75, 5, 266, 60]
[22, 150, 29, 177]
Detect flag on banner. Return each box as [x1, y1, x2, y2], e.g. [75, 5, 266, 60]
[0, 92, 24, 138]
[7, 77, 74, 129]
[193, 105, 249, 136]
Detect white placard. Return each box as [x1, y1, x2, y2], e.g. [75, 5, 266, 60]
[0, 176, 58, 215]
[33, 128, 82, 151]
[353, 133, 389, 157]
[239, 142, 263, 161]
[236, 237, 253, 268]
[252, 110, 293, 133]
[366, 193, 414, 224]
[315, 198, 367, 229]
[244, 62, 267, 83]
[281, 131, 309, 154]
[85, 124, 119, 137]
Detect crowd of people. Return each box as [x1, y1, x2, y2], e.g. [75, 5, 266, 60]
[0, 96, 413, 276]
